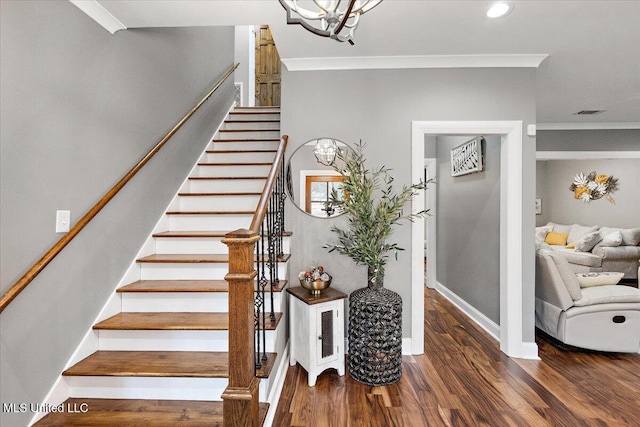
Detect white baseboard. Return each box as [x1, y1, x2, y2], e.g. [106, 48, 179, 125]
[521, 342, 541, 360]
[435, 281, 500, 341]
[264, 341, 290, 427]
[402, 338, 413, 355]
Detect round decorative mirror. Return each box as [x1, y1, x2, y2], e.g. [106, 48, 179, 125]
[286, 138, 352, 218]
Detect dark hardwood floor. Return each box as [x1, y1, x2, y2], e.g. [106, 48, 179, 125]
[273, 287, 640, 426]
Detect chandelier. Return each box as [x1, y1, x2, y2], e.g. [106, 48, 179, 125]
[314, 138, 339, 166]
[278, 0, 383, 45]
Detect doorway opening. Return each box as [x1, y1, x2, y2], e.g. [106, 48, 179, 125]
[411, 121, 537, 360]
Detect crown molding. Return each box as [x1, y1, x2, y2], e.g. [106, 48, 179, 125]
[281, 54, 548, 72]
[69, 0, 127, 34]
[536, 122, 640, 130]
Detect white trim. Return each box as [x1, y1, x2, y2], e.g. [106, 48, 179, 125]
[435, 282, 500, 341]
[424, 158, 437, 290]
[411, 120, 537, 359]
[299, 169, 342, 214]
[537, 122, 640, 130]
[537, 151, 640, 160]
[402, 338, 413, 356]
[282, 54, 548, 72]
[263, 342, 290, 427]
[69, 0, 127, 34]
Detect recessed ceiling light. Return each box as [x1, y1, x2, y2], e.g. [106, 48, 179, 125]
[487, 2, 513, 18]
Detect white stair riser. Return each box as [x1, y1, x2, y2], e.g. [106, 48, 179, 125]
[139, 263, 288, 281]
[216, 130, 280, 139]
[203, 151, 275, 163]
[224, 121, 280, 130]
[186, 179, 266, 193]
[178, 194, 260, 211]
[97, 330, 278, 352]
[228, 113, 280, 121]
[194, 164, 272, 177]
[168, 214, 253, 231]
[155, 236, 291, 254]
[210, 140, 279, 151]
[66, 377, 227, 401]
[121, 291, 285, 313]
[233, 108, 280, 114]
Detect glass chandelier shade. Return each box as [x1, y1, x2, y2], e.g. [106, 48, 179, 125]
[314, 138, 339, 166]
[279, 0, 383, 45]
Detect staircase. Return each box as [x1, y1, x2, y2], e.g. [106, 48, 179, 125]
[34, 107, 289, 426]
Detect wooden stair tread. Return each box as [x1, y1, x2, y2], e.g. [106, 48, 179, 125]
[207, 149, 277, 153]
[189, 176, 267, 180]
[177, 192, 263, 197]
[94, 312, 283, 331]
[217, 129, 279, 133]
[165, 210, 255, 215]
[197, 162, 272, 166]
[117, 279, 288, 293]
[224, 119, 280, 123]
[212, 137, 280, 141]
[63, 351, 277, 379]
[33, 398, 269, 426]
[153, 230, 292, 238]
[137, 254, 291, 263]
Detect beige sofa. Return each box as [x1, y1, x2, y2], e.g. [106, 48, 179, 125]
[536, 222, 640, 279]
[535, 249, 640, 352]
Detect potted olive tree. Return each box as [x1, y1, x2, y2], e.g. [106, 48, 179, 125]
[324, 141, 429, 385]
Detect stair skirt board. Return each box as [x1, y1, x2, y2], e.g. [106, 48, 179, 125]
[31, 106, 288, 425]
[121, 291, 285, 313]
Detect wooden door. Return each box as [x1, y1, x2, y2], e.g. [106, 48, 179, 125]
[255, 25, 281, 106]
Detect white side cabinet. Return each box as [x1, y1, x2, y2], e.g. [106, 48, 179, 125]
[288, 286, 346, 386]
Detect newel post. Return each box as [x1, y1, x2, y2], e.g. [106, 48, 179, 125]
[222, 229, 260, 427]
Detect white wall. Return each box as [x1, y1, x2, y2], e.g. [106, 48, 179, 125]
[234, 25, 255, 106]
[538, 159, 640, 228]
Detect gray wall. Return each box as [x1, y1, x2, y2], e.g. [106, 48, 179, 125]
[435, 136, 501, 324]
[281, 67, 537, 341]
[0, 2, 234, 425]
[537, 159, 640, 228]
[537, 129, 640, 151]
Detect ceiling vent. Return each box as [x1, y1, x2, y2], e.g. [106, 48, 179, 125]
[574, 110, 606, 115]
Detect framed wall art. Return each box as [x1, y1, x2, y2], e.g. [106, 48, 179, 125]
[451, 136, 484, 177]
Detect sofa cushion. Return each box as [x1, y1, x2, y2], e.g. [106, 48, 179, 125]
[535, 226, 552, 242]
[548, 252, 583, 301]
[592, 245, 640, 261]
[551, 246, 603, 268]
[620, 228, 640, 246]
[600, 231, 623, 247]
[568, 224, 600, 245]
[545, 231, 569, 246]
[598, 227, 621, 239]
[574, 231, 602, 252]
[548, 222, 572, 235]
[574, 285, 640, 307]
[575, 272, 624, 288]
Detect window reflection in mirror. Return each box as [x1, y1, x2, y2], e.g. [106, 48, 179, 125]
[286, 138, 351, 218]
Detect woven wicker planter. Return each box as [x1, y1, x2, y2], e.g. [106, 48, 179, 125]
[348, 286, 402, 386]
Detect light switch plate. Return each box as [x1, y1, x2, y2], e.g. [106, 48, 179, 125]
[56, 210, 71, 233]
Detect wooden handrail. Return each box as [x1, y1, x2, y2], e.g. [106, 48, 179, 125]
[0, 63, 239, 314]
[249, 135, 288, 232]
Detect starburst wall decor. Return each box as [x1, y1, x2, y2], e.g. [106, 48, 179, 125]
[569, 171, 618, 204]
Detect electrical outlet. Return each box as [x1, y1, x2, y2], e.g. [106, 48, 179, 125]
[56, 210, 71, 233]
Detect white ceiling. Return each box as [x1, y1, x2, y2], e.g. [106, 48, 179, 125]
[85, 0, 640, 127]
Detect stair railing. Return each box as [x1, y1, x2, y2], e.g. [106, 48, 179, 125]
[0, 62, 239, 314]
[222, 134, 287, 427]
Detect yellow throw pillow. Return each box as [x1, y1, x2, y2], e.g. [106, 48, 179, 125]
[565, 242, 576, 249]
[545, 231, 569, 246]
